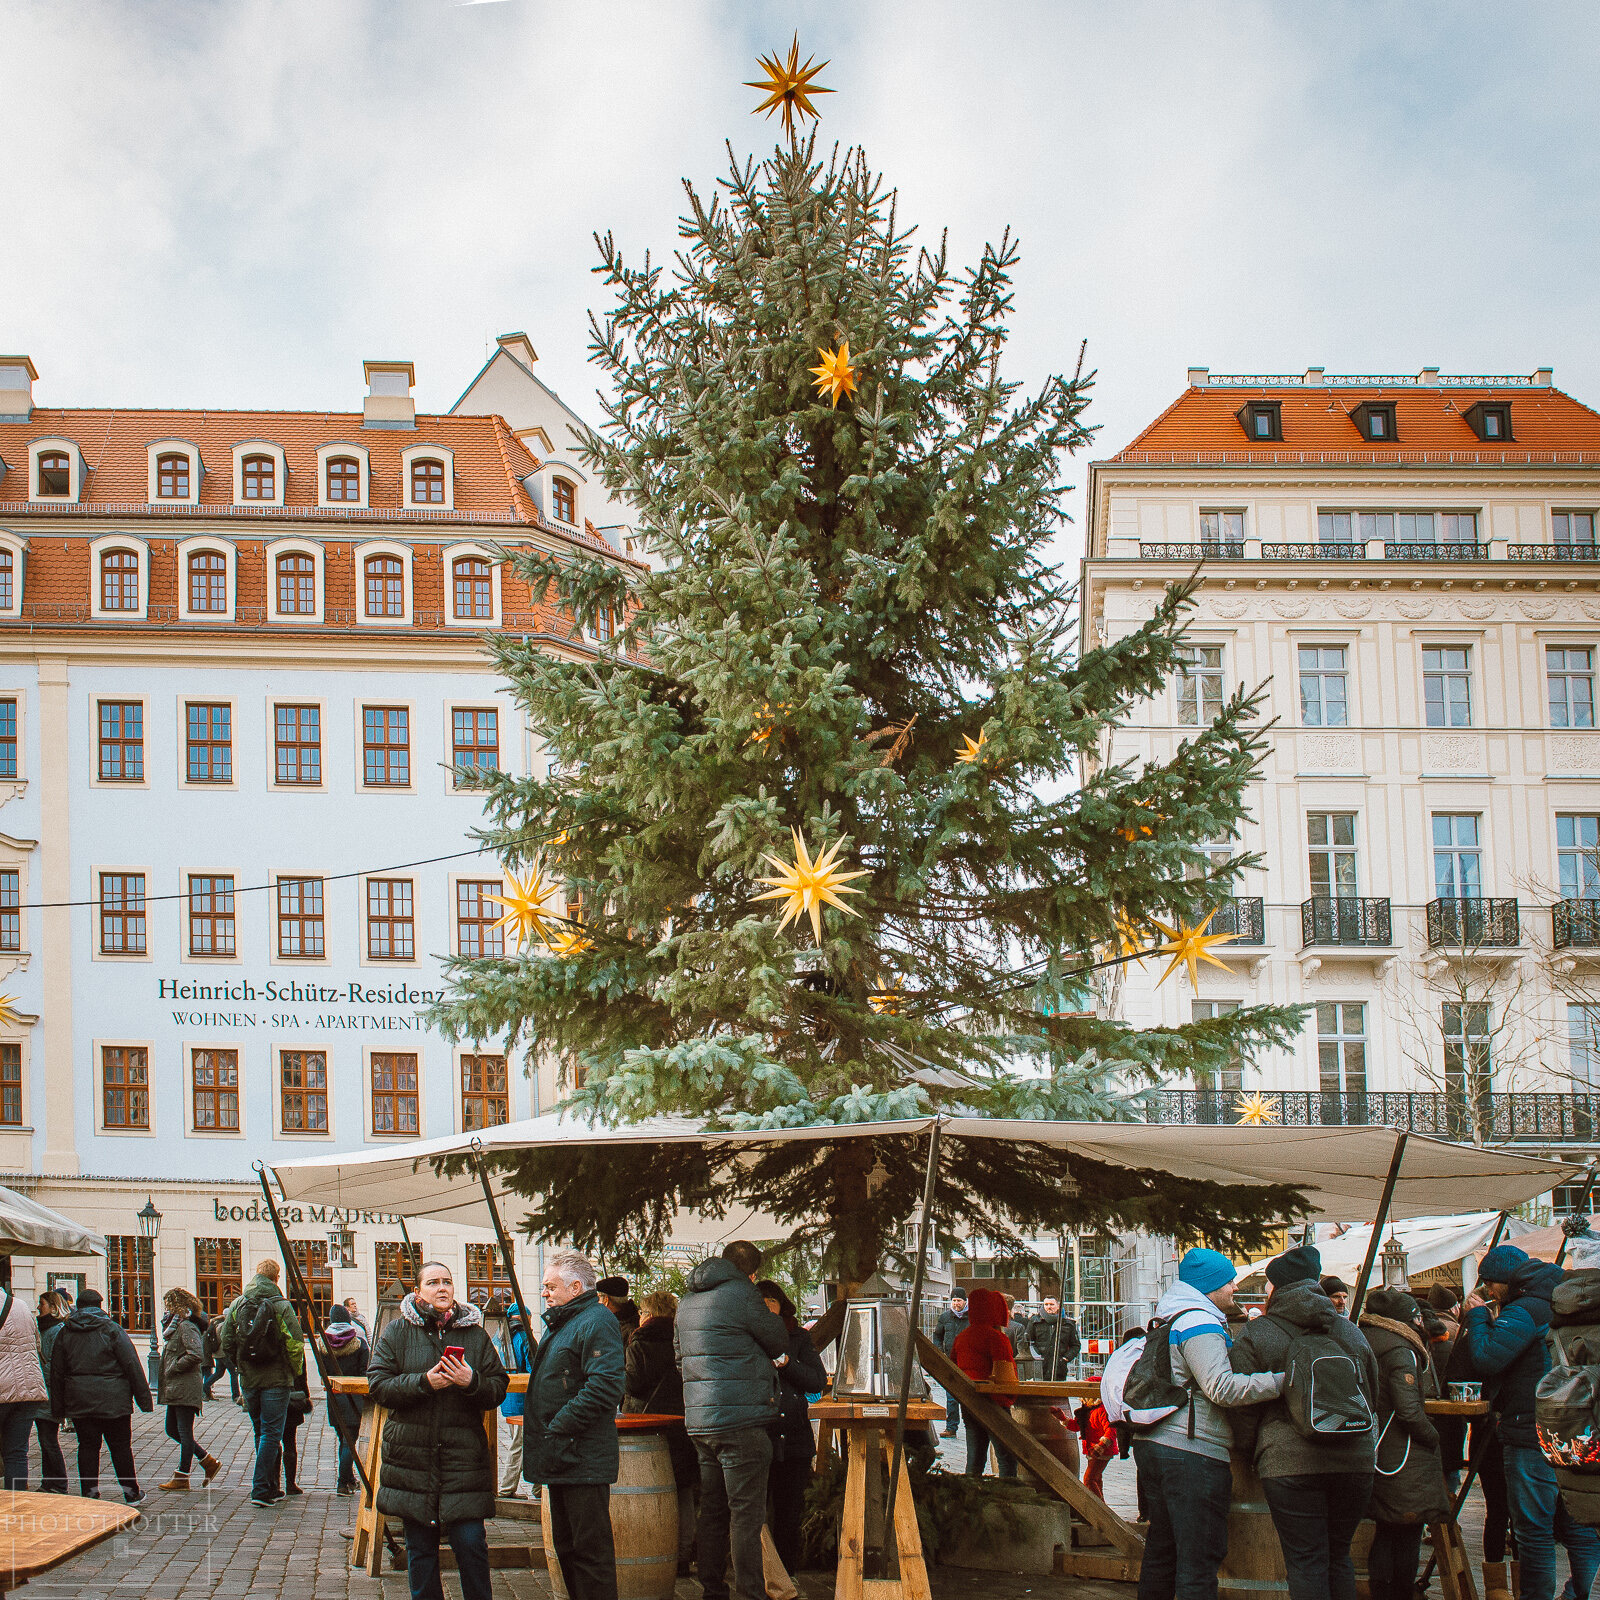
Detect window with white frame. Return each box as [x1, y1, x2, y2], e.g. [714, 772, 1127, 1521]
[1569, 1004, 1600, 1089]
[1198, 511, 1243, 545]
[1548, 646, 1595, 728]
[1191, 1000, 1242, 1092]
[1422, 646, 1472, 728]
[1298, 645, 1349, 726]
[1307, 813, 1358, 897]
[1443, 1002, 1492, 1101]
[1553, 512, 1597, 549]
[1431, 814, 1482, 900]
[1558, 814, 1600, 901]
[1175, 644, 1224, 726]
[1317, 1003, 1367, 1097]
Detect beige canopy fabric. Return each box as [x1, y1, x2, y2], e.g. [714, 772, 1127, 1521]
[270, 1113, 1579, 1229]
[0, 1183, 108, 1258]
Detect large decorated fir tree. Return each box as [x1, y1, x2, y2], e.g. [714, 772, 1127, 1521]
[439, 64, 1306, 1277]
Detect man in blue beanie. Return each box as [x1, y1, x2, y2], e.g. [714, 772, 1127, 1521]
[1133, 1248, 1284, 1600]
[1462, 1245, 1600, 1600]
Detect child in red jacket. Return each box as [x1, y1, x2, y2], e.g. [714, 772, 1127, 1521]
[951, 1288, 1019, 1478]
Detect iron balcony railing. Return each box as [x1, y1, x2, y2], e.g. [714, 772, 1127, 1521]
[1554, 900, 1600, 950]
[1138, 543, 1246, 560]
[1425, 897, 1521, 948]
[1260, 542, 1366, 560]
[1385, 542, 1490, 561]
[1509, 544, 1600, 562]
[1210, 897, 1265, 944]
[1301, 896, 1392, 947]
[1144, 1088, 1600, 1143]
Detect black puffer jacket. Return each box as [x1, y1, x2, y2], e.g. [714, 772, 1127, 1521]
[1361, 1311, 1448, 1523]
[674, 1257, 789, 1437]
[625, 1315, 684, 1416]
[1460, 1258, 1563, 1449]
[772, 1323, 828, 1463]
[48, 1306, 152, 1420]
[367, 1295, 509, 1526]
[1028, 1312, 1081, 1375]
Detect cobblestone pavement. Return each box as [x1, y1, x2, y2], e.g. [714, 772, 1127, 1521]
[25, 1397, 1493, 1600]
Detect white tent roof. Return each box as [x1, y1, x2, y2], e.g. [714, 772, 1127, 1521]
[0, 1183, 108, 1258]
[271, 1113, 1579, 1229]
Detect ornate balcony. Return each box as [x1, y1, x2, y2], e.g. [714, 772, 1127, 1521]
[1554, 900, 1600, 950]
[1508, 544, 1600, 562]
[1209, 897, 1265, 944]
[1426, 898, 1521, 948]
[1301, 896, 1392, 947]
[1138, 542, 1245, 560]
[1260, 542, 1366, 560]
[1385, 542, 1489, 561]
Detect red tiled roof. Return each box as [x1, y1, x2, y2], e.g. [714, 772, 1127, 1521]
[1112, 382, 1600, 464]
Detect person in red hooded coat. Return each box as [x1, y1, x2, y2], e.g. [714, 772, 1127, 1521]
[951, 1288, 1019, 1478]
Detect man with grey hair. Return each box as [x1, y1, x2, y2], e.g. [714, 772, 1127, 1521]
[522, 1250, 625, 1600]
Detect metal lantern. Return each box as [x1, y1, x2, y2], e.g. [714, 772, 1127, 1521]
[1380, 1233, 1410, 1290]
[834, 1275, 929, 1401]
[326, 1223, 356, 1270]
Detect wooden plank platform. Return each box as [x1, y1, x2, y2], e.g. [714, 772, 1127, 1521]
[0, 1490, 142, 1598]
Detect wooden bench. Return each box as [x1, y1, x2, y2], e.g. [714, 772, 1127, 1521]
[0, 1489, 141, 1599]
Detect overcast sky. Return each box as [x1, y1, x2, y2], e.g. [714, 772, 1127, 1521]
[8, 1, 1600, 556]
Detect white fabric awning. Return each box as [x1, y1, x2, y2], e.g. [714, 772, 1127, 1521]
[270, 1113, 1579, 1229]
[0, 1183, 108, 1258]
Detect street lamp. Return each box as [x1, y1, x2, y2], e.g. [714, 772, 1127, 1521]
[326, 1222, 356, 1271]
[136, 1198, 162, 1389]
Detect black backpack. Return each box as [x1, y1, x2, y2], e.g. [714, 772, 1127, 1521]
[1119, 1314, 1195, 1435]
[237, 1297, 284, 1365]
[1282, 1326, 1373, 1441]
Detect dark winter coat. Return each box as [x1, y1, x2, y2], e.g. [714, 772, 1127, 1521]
[624, 1314, 695, 1488]
[933, 1306, 969, 1354]
[322, 1318, 369, 1438]
[367, 1295, 509, 1526]
[217, 1273, 305, 1393]
[674, 1257, 789, 1437]
[48, 1306, 153, 1420]
[33, 1314, 64, 1422]
[1227, 1281, 1379, 1478]
[1028, 1311, 1081, 1375]
[158, 1313, 206, 1409]
[771, 1323, 828, 1463]
[1360, 1315, 1449, 1523]
[1460, 1258, 1564, 1449]
[521, 1288, 626, 1487]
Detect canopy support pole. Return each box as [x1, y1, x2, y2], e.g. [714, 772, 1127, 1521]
[396, 1216, 417, 1291]
[1351, 1131, 1407, 1320]
[1556, 1165, 1599, 1269]
[1049, 1233, 1071, 1382]
[256, 1164, 402, 1565]
[882, 1117, 942, 1580]
[471, 1138, 534, 1321]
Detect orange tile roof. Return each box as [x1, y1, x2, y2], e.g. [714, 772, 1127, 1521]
[1112, 380, 1600, 465]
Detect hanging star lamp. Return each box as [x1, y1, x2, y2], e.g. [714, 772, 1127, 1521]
[1108, 909, 1147, 961]
[869, 981, 904, 1016]
[810, 341, 859, 408]
[955, 728, 988, 765]
[482, 856, 562, 952]
[1234, 1091, 1282, 1127]
[546, 924, 594, 958]
[1151, 908, 1237, 988]
[0, 995, 19, 1030]
[753, 828, 869, 944]
[1118, 802, 1156, 842]
[746, 33, 834, 138]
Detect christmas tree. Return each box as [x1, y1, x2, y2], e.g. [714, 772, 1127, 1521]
[439, 55, 1307, 1278]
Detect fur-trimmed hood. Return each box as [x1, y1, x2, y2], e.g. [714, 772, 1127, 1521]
[1359, 1313, 1429, 1360]
[399, 1293, 484, 1331]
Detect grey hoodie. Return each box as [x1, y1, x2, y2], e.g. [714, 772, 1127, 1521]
[1227, 1281, 1379, 1478]
[1141, 1280, 1285, 1462]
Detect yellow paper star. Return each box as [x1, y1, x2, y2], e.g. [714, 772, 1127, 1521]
[955, 728, 988, 765]
[1151, 909, 1237, 988]
[746, 34, 834, 138]
[482, 857, 561, 952]
[749, 701, 791, 746]
[753, 828, 870, 944]
[1234, 1091, 1282, 1127]
[0, 995, 19, 1030]
[546, 924, 594, 958]
[869, 981, 904, 1016]
[1119, 802, 1156, 842]
[1109, 910, 1147, 960]
[809, 341, 859, 409]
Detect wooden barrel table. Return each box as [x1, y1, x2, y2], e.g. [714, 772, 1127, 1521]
[541, 1415, 681, 1600]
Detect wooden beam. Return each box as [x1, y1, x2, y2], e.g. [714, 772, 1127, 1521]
[913, 1331, 1143, 1557]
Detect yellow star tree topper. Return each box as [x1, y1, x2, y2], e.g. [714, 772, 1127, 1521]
[0, 995, 18, 1030]
[754, 828, 869, 944]
[746, 34, 833, 139]
[1234, 1091, 1282, 1126]
[482, 856, 562, 952]
[1151, 909, 1237, 988]
[955, 728, 988, 765]
[810, 341, 859, 408]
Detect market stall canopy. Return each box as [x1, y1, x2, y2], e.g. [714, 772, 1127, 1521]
[0, 1184, 108, 1258]
[270, 1114, 1579, 1229]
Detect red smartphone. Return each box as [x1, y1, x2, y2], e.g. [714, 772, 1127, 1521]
[442, 1346, 465, 1362]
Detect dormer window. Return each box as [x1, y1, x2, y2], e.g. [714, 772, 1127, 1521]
[327, 457, 361, 502]
[365, 555, 405, 618]
[157, 453, 191, 499]
[1463, 401, 1513, 442]
[1351, 401, 1397, 442]
[277, 553, 316, 614]
[242, 455, 276, 500]
[37, 452, 69, 497]
[1236, 401, 1282, 442]
[453, 558, 493, 620]
[411, 459, 445, 505]
[101, 549, 140, 612]
[551, 476, 576, 524]
[188, 550, 227, 613]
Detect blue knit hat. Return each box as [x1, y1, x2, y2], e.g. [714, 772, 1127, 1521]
[1178, 1247, 1237, 1295]
[1477, 1244, 1529, 1285]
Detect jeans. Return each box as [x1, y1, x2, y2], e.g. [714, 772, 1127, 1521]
[1503, 1444, 1600, 1600]
[547, 1482, 618, 1600]
[1261, 1472, 1374, 1600]
[33, 1417, 67, 1493]
[245, 1386, 291, 1499]
[961, 1402, 1018, 1479]
[283, 1411, 302, 1489]
[401, 1517, 491, 1600]
[328, 1394, 363, 1488]
[1480, 1428, 1515, 1563]
[204, 1356, 239, 1401]
[164, 1405, 203, 1473]
[0, 1402, 34, 1490]
[74, 1413, 140, 1499]
[695, 1427, 773, 1600]
[1368, 1522, 1426, 1600]
[1133, 1439, 1232, 1600]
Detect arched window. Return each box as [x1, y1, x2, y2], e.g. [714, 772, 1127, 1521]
[410, 459, 445, 505]
[101, 549, 140, 612]
[452, 557, 493, 620]
[0, 550, 12, 611]
[364, 555, 405, 618]
[157, 453, 191, 499]
[36, 452, 69, 497]
[550, 476, 576, 524]
[187, 550, 227, 613]
[326, 457, 361, 502]
[276, 552, 316, 615]
[242, 455, 276, 500]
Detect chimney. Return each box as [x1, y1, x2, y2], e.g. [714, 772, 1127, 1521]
[496, 332, 538, 373]
[1532, 366, 1554, 388]
[1304, 366, 1326, 386]
[363, 360, 416, 429]
[1418, 366, 1441, 387]
[0, 357, 37, 423]
[1186, 366, 1210, 388]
